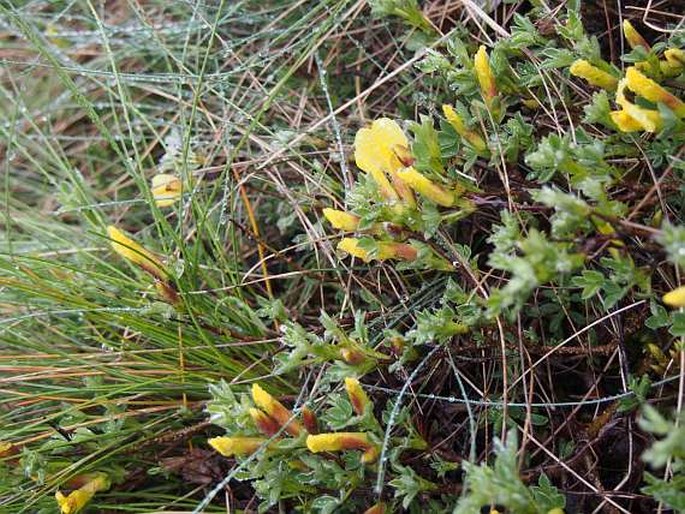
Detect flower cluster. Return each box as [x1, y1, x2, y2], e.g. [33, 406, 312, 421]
[323, 117, 469, 267]
[569, 22, 684, 133]
[208, 378, 380, 466]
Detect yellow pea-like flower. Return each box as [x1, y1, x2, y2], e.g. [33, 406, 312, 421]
[354, 118, 415, 206]
[615, 78, 663, 132]
[569, 60, 618, 91]
[396, 167, 457, 207]
[442, 104, 487, 153]
[251, 384, 303, 436]
[663, 285, 685, 308]
[150, 173, 182, 208]
[609, 110, 644, 132]
[474, 45, 497, 102]
[336, 238, 417, 263]
[249, 408, 280, 437]
[623, 20, 650, 50]
[344, 377, 371, 416]
[337, 238, 371, 262]
[306, 432, 378, 462]
[664, 48, 685, 74]
[106, 226, 165, 280]
[208, 436, 267, 457]
[322, 208, 360, 231]
[625, 66, 685, 117]
[55, 473, 110, 514]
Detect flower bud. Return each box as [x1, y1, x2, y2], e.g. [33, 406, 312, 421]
[107, 226, 165, 280]
[442, 104, 487, 153]
[323, 208, 360, 231]
[208, 436, 267, 457]
[474, 45, 497, 102]
[251, 384, 303, 436]
[302, 406, 319, 434]
[663, 285, 685, 308]
[340, 347, 366, 365]
[306, 432, 378, 463]
[344, 377, 371, 416]
[569, 60, 618, 91]
[396, 168, 457, 207]
[623, 20, 650, 51]
[249, 408, 281, 437]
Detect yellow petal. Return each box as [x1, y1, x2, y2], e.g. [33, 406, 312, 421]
[151, 173, 182, 208]
[106, 226, 165, 279]
[249, 408, 280, 436]
[623, 20, 650, 50]
[663, 285, 685, 308]
[306, 432, 371, 453]
[474, 45, 496, 101]
[208, 436, 267, 457]
[609, 110, 643, 132]
[625, 66, 685, 117]
[615, 78, 663, 132]
[56, 489, 93, 514]
[251, 384, 302, 436]
[337, 238, 371, 262]
[396, 167, 456, 207]
[569, 60, 618, 91]
[376, 241, 417, 261]
[344, 377, 371, 416]
[664, 48, 685, 74]
[54, 474, 109, 514]
[442, 104, 487, 152]
[354, 118, 409, 201]
[322, 208, 360, 231]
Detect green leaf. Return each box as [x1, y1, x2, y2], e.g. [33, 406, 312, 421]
[410, 115, 445, 176]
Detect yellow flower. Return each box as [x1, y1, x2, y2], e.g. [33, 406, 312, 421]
[208, 436, 267, 457]
[354, 118, 416, 206]
[251, 384, 303, 436]
[442, 104, 487, 153]
[336, 238, 417, 263]
[569, 60, 618, 91]
[663, 48, 685, 76]
[55, 473, 110, 514]
[344, 377, 371, 416]
[337, 238, 371, 262]
[614, 78, 663, 132]
[474, 45, 497, 102]
[306, 432, 378, 462]
[340, 347, 366, 365]
[322, 208, 360, 231]
[609, 110, 644, 132]
[663, 285, 685, 308]
[249, 408, 281, 437]
[106, 226, 165, 279]
[396, 167, 457, 207]
[623, 20, 650, 50]
[150, 173, 182, 208]
[625, 66, 685, 117]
